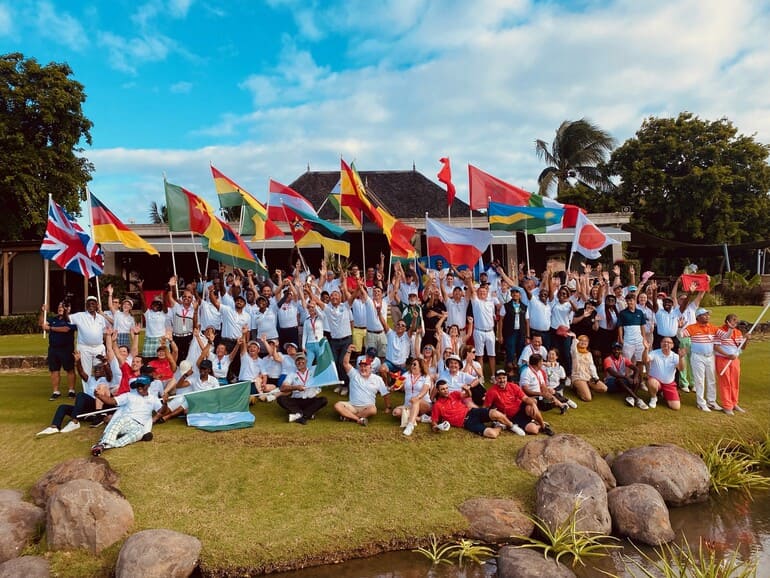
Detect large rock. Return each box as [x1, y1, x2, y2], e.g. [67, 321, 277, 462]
[46, 479, 133, 554]
[516, 434, 616, 490]
[535, 462, 611, 535]
[30, 457, 120, 507]
[457, 498, 534, 543]
[498, 546, 577, 578]
[116, 529, 202, 578]
[0, 556, 50, 578]
[0, 490, 45, 563]
[607, 484, 675, 545]
[610, 445, 709, 506]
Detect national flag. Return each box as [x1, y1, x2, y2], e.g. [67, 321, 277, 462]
[210, 165, 283, 240]
[40, 197, 104, 278]
[185, 381, 255, 431]
[289, 207, 350, 257]
[340, 159, 417, 258]
[680, 274, 710, 292]
[488, 202, 565, 234]
[570, 211, 620, 259]
[164, 181, 221, 238]
[468, 165, 583, 228]
[267, 179, 316, 222]
[328, 179, 362, 229]
[306, 339, 341, 388]
[202, 215, 268, 275]
[90, 193, 159, 256]
[438, 157, 456, 206]
[425, 218, 492, 269]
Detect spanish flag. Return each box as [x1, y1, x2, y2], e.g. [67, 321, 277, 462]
[90, 193, 159, 256]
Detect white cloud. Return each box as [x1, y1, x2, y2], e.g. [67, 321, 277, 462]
[35, 1, 88, 51]
[170, 80, 193, 94]
[98, 31, 173, 74]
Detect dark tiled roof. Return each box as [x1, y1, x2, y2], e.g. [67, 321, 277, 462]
[288, 169, 479, 221]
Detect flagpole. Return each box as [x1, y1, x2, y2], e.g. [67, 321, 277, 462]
[487, 196, 494, 264]
[524, 224, 531, 274]
[85, 187, 102, 309]
[718, 300, 770, 376]
[43, 197, 51, 338]
[425, 213, 431, 268]
[190, 232, 201, 279]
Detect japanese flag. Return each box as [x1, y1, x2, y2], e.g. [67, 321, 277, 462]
[570, 211, 620, 259]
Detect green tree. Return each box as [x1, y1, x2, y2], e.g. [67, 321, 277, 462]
[607, 112, 770, 245]
[535, 118, 616, 198]
[148, 201, 167, 224]
[0, 53, 94, 240]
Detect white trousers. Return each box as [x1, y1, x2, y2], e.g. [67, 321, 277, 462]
[690, 351, 716, 407]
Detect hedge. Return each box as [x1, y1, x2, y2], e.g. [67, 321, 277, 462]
[0, 314, 40, 335]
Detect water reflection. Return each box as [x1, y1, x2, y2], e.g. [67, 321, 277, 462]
[274, 490, 770, 577]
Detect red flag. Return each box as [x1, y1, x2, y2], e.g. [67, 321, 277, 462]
[680, 274, 709, 292]
[438, 157, 456, 206]
[569, 212, 619, 259]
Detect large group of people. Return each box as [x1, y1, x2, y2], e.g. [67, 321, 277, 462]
[36, 255, 751, 455]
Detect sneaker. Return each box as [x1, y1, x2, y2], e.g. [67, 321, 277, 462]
[437, 421, 451, 431]
[707, 401, 723, 412]
[288, 413, 302, 423]
[89, 418, 105, 428]
[648, 396, 657, 409]
[566, 399, 578, 409]
[358, 417, 368, 427]
[49, 392, 61, 401]
[680, 386, 690, 393]
[420, 414, 432, 423]
[560, 405, 568, 415]
[90, 443, 104, 457]
[625, 396, 635, 407]
[697, 404, 711, 412]
[60, 421, 81, 433]
[542, 423, 555, 436]
[723, 409, 735, 416]
[266, 394, 276, 403]
[635, 399, 649, 410]
[510, 424, 526, 436]
[67, 390, 76, 398]
[333, 386, 342, 394]
[296, 417, 308, 425]
[492, 421, 507, 430]
[36, 426, 59, 436]
[340, 387, 349, 397]
[403, 423, 415, 436]
[734, 405, 747, 413]
[141, 432, 153, 442]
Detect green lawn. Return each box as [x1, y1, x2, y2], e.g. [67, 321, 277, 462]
[1, 306, 768, 577]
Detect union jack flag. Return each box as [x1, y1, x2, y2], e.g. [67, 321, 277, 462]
[40, 197, 103, 278]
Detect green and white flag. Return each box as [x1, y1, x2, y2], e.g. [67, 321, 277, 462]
[185, 381, 255, 431]
[307, 338, 341, 388]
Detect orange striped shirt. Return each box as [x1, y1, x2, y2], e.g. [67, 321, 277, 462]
[683, 322, 718, 354]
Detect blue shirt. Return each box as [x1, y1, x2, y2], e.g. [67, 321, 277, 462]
[48, 316, 76, 349]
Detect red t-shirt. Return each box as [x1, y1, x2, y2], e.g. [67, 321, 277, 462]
[116, 361, 134, 395]
[603, 355, 633, 377]
[484, 383, 526, 417]
[431, 391, 470, 427]
[149, 358, 173, 381]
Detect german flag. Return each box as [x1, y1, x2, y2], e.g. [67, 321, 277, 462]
[90, 193, 159, 256]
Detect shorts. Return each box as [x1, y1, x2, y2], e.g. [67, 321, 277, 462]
[473, 329, 496, 357]
[48, 347, 74, 372]
[463, 407, 492, 436]
[365, 332, 387, 357]
[337, 401, 374, 416]
[384, 359, 407, 373]
[351, 327, 367, 352]
[604, 376, 630, 393]
[510, 405, 536, 430]
[622, 341, 644, 363]
[659, 381, 680, 402]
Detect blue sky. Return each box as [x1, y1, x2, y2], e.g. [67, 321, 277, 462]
[2, 0, 769, 223]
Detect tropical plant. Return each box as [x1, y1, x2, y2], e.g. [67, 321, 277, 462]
[412, 535, 495, 567]
[738, 431, 770, 468]
[513, 498, 620, 567]
[412, 534, 456, 565]
[149, 201, 167, 224]
[697, 438, 770, 496]
[624, 536, 758, 578]
[535, 118, 616, 198]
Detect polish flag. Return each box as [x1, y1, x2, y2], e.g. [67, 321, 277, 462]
[426, 218, 492, 269]
[570, 212, 619, 259]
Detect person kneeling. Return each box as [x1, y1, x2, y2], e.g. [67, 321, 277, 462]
[431, 379, 514, 439]
[90, 375, 164, 456]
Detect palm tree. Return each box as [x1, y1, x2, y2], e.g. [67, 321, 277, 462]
[535, 118, 616, 198]
[148, 201, 167, 224]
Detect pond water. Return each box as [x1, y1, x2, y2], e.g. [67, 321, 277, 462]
[274, 490, 770, 577]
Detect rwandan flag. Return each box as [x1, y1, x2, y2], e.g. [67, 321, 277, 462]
[185, 381, 255, 431]
[488, 201, 565, 234]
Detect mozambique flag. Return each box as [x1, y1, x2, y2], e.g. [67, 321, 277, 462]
[328, 179, 362, 229]
[90, 193, 159, 255]
[340, 159, 416, 258]
[210, 165, 283, 240]
[185, 381, 255, 431]
[289, 207, 350, 257]
[488, 202, 565, 234]
[202, 215, 268, 275]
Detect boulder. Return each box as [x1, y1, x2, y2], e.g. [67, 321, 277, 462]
[457, 498, 534, 543]
[0, 490, 45, 563]
[116, 529, 202, 578]
[46, 479, 133, 554]
[497, 546, 576, 578]
[610, 445, 709, 506]
[516, 434, 616, 490]
[0, 556, 50, 578]
[607, 484, 675, 545]
[535, 462, 611, 535]
[30, 457, 120, 508]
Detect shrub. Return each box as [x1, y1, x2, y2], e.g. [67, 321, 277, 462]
[0, 314, 40, 335]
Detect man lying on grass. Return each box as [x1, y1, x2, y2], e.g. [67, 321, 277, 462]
[430, 379, 515, 439]
[90, 375, 164, 456]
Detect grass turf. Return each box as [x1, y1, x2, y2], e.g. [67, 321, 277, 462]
[1, 305, 768, 576]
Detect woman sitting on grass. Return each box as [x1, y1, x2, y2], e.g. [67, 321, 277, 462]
[393, 358, 433, 437]
[569, 333, 607, 402]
